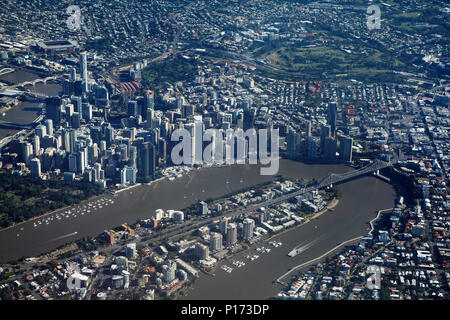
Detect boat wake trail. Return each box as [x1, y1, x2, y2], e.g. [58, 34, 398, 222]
[45, 231, 78, 243]
[288, 239, 319, 257]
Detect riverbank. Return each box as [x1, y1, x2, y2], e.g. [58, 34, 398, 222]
[0, 193, 109, 233]
[275, 207, 393, 285]
[265, 198, 340, 244]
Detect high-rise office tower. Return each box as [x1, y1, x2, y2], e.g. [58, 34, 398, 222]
[44, 119, 53, 137]
[22, 142, 33, 165]
[45, 96, 62, 124]
[125, 243, 137, 259]
[80, 52, 88, 93]
[89, 143, 99, 165]
[323, 137, 337, 160]
[137, 142, 156, 178]
[127, 100, 138, 117]
[193, 116, 203, 164]
[65, 103, 74, 119]
[63, 130, 70, 153]
[105, 126, 115, 147]
[339, 135, 353, 162]
[33, 135, 40, 157]
[243, 107, 255, 131]
[70, 67, 77, 81]
[146, 109, 154, 129]
[71, 96, 82, 113]
[184, 123, 196, 166]
[94, 85, 109, 107]
[71, 112, 81, 129]
[287, 130, 301, 158]
[306, 120, 312, 138]
[307, 137, 317, 159]
[77, 150, 86, 174]
[69, 129, 77, 154]
[320, 125, 331, 154]
[145, 90, 154, 111]
[30, 158, 41, 178]
[82, 103, 92, 121]
[68, 154, 77, 173]
[327, 102, 337, 137]
[129, 146, 137, 169]
[35, 124, 47, 139]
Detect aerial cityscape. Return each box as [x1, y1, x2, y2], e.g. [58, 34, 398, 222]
[0, 0, 448, 303]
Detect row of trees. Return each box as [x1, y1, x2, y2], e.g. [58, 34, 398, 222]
[0, 171, 103, 228]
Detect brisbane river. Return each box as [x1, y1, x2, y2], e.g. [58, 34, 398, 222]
[0, 160, 395, 264]
[0, 69, 60, 140]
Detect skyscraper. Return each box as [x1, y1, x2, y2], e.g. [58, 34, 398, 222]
[184, 123, 195, 166]
[70, 67, 77, 81]
[30, 158, 41, 178]
[210, 232, 223, 252]
[307, 137, 317, 160]
[80, 52, 88, 93]
[339, 135, 353, 162]
[127, 100, 138, 117]
[68, 154, 77, 172]
[129, 146, 137, 169]
[22, 142, 33, 165]
[125, 243, 137, 259]
[145, 90, 154, 111]
[242, 218, 255, 241]
[306, 120, 312, 138]
[320, 125, 331, 153]
[35, 124, 47, 139]
[77, 150, 86, 174]
[45, 96, 62, 124]
[327, 102, 337, 137]
[162, 261, 177, 282]
[195, 243, 209, 260]
[219, 217, 228, 235]
[82, 103, 92, 121]
[243, 106, 255, 131]
[44, 119, 54, 137]
[193, 116, 203, 164]
[69, 129, 77, 154]
[94, 85, 109, 107]
[287, 130, 301, 158]
[137, 142, 156, 178]
[33, 135, 40, 157]
[226, 223, 238, 246]
[105, 126, 115, 147]
[323, 137, 337, 160]
[71, 112, 81, 129]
